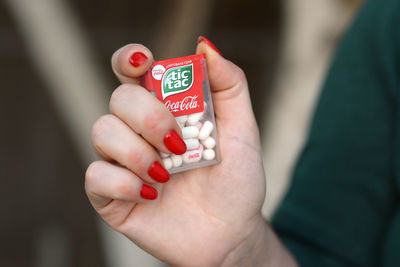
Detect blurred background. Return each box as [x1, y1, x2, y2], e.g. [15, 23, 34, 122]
[0, 0, 362, 266]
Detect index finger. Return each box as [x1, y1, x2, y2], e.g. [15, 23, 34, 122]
[111, 43, 154, 84]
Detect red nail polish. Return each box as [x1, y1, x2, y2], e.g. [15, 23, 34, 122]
[140, 184, 158, 200]
[197, 36, 222, 56]
[164, 130, 187, 155]
[129, 52, 148, 67]
[148, 161, 170, 183]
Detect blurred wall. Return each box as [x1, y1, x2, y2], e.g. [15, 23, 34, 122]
[1, 0, 281, 266]
[0, 2, 105, 266]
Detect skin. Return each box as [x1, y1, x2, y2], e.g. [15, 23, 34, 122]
[85, 42, 298, 267]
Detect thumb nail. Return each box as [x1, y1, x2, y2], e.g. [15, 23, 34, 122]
[198, 36, 222, 56]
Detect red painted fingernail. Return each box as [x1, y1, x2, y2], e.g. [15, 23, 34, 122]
[148, 161, 170, 183]
[197, 36, 222, 56]
[164, 130, 187, 155]
[129, 52, 148, 67]
[140, 184, 158, 200]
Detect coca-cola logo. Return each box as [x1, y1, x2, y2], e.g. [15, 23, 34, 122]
[188, 152, 200, 159]
[165, 95, 199, 112]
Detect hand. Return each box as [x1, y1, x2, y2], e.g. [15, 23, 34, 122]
[85, 38, 268, 266]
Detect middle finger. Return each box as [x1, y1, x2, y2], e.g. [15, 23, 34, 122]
[109, 83, 187, 155]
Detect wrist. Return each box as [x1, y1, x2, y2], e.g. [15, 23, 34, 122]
[221, 216, 298, 267]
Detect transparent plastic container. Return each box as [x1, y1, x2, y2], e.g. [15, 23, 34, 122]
[142, 54, 220, 173]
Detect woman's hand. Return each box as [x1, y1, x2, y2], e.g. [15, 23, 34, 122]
[85, 38, 295, 266]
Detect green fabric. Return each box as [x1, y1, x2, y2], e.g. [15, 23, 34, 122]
[271, 0, 400, 266]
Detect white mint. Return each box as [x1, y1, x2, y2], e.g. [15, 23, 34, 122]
[198, 121, 214, 140]
[182, 126, 199, 139]
[187, 112, 203, 126]
[201, 136, 216, 149]
[184, 138, 200, 150]
[195, 122, 202, 129]
[171, 155, 183, 167]
[203, 149, 215, 160]
[175, 115, 188, 124]
[182, 145, 203, 163]
[162, 158, 173, 170]
[159, 152, 170, 158]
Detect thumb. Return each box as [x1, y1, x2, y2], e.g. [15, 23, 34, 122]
[196, 36, 259, 141]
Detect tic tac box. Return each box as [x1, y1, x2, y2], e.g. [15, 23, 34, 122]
[142, 54, 220, 173]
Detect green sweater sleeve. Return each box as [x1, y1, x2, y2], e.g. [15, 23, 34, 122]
[272, 1, 400, 266]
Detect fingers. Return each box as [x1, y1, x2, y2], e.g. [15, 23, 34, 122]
[110, 44, 186, 155]
[85, 161, 159, 209]
[109, 83, 186, 155]
[111, 44, 154, 84]
[96, 44, 186, 190]
[91, 114, 170, 184]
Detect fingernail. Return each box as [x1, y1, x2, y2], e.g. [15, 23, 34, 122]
[129, 52, 148, 67]
[197, 36, 222, 56]
[140, 184, 158, 200]
[164, 130, 187, 155]
[148, 161, 170, 183]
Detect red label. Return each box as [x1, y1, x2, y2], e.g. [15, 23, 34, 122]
[144, 54, 205, 117]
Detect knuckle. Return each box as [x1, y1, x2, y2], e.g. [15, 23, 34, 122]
[235, 66, 247, 83]
[91, 114, 115, 141]
[142, 109, 168, 133]
[109, 84, 135, 113]
[85, 161, 102, 188]
[127, 148, 145, 169]
[115, 181, 135, 199]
